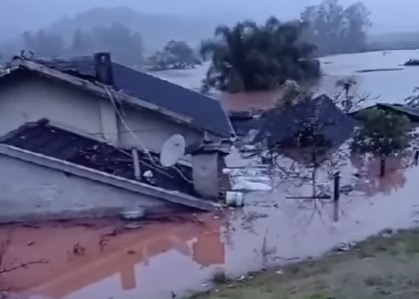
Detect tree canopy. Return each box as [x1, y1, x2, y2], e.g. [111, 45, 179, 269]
[146, 40, 200, 71]
[351, 109, 413, 156]
[22, 23, 144, 67]
[200, 17, 320, 93]
[301, 0, 371, 55]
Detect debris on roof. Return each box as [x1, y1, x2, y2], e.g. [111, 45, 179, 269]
[0, 119, 195, 196]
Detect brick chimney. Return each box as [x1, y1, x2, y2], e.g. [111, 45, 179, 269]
[94, 52, 114, 85]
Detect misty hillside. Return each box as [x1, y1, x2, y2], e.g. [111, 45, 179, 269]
[47, 7, 229, 52]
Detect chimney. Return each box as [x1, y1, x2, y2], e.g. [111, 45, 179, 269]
[94, 52, 114, 85]
[191, 142, 231, 200]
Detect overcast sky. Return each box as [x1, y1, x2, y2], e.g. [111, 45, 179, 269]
[1, 0, 419, 38]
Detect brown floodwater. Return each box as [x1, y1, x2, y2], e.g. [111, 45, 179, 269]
[2, 154, 419, 299]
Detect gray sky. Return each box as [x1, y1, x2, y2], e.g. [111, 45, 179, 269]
[1, 0, 419, 39]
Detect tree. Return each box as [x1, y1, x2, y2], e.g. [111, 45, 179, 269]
[300, 0, 371, 55]
[146, 40, 200, 70]
[351, 108, 413, 176]
[200, 17, 320, 93]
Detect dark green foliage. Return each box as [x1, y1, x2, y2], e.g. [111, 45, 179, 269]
[351, 108, 413, 156]
[200, 17, 320, 93]
[404, 59, 419, 66]
[146, 40, 201, 71]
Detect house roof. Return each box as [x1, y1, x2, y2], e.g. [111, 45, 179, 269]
[0, 119, 196, 196]
[349, 103, 419, 123]
[255, 94, 356, 147]
[5, 56, 234, 138]
[219, 80, 302, 114]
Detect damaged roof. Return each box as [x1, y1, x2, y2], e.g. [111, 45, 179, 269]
[0, 119, 195, 196]
[255, 94, 356, 147]
[6, 56, 234, 138]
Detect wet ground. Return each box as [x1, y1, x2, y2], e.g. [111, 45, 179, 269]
[190, 228, 419, 299]
[2, 149, 419, 299]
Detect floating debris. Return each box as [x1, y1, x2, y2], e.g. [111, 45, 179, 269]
[120, 208, 146, 221]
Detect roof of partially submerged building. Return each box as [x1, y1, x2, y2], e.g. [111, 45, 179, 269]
[349, 103, 419, 123]
[0, 119, 195, 196]
[3, 55, 234, 138]
[255, 94, 356, 147]
[219, 80, 303, 114]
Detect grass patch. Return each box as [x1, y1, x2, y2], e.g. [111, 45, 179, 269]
[185, 228, 419, 299]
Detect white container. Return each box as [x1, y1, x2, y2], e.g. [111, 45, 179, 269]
[225, 191, 245, 207]
[120, 208, 146, 221]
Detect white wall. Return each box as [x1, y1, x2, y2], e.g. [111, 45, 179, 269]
[0, 75, 203, 152]
[0, 76, 103, 139]
[0, 155, 166, 222]
[118, 108, 202, 152]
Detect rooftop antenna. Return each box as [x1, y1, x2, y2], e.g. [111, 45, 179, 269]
[159, 134, 186, 167]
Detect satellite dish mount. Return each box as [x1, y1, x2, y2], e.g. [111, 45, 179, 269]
[159, 134, 186, 167]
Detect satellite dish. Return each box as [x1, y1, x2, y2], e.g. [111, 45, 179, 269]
[160, 134, 186, 167]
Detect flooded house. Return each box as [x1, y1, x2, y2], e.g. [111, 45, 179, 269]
[254, 94, 356, 160]
[349, 102, 419, 124]
[0, 53, 235, 223]
[219, 80, 303, 143]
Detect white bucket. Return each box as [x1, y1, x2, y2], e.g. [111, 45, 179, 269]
[225, 191, 245, 207]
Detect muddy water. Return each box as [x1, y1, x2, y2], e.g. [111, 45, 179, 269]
[2, 153, 419, 299]
[4, 50, 419, 299]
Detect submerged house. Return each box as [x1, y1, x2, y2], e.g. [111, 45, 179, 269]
[255, 94, 356, 158]
[0, 53, 235, 222]
[349, 103, 419, 124]
[219, 80, 303, 142]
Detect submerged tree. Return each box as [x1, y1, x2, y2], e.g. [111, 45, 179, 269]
[146, 40, 200, 71]
[200, 17, 320, 93]
[351, 108, 413, 176]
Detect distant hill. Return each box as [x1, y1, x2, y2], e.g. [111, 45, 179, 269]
[47, 7, 229, 53]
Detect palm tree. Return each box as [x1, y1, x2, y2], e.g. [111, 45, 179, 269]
[200, 17, 320, 93]
[200, 21, 277, 92]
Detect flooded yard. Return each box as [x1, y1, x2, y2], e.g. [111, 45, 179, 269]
[3, 49, 419, 299]
[2, 151, 419, 299]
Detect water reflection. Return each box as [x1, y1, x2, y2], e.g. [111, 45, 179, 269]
[351, 155, 409, 197]
[0, 214, 225, 299]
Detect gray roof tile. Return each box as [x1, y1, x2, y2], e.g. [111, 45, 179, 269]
[34, 57, 234, 138]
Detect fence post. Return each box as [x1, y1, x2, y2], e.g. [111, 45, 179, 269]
[380, 158, 386, 177]
[333, 172, 341, 222]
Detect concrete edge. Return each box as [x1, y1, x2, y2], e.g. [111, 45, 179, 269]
[0, 144, 219, 212]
